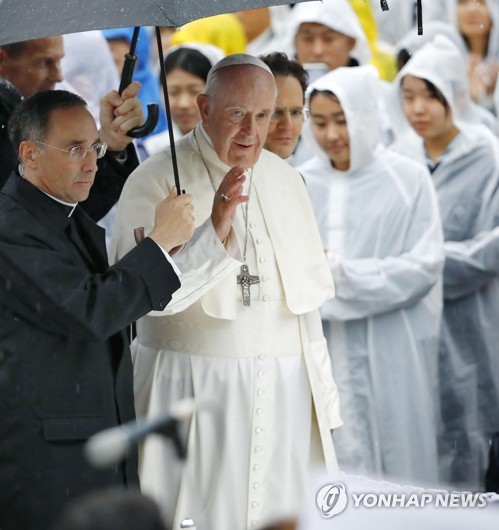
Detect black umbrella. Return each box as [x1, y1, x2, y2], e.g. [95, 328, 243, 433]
[0, 1, 321, 45]
[0, 1, 424, 46]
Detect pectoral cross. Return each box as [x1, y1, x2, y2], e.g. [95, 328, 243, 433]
[237, 264, 260, 307]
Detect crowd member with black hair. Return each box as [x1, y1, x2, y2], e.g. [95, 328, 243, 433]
[391, 36, 499, 491]
[0, 37, 143, 223]
[143, 43, 225, 156]
[260, 52, 309, 163]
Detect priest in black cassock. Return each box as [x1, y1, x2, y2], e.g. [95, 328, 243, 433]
[0, 89, 246, 530]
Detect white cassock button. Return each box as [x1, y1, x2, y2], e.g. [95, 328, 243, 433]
[251, 520, 259, 527]
[262, 275, 269, 282]
[250, 222, 256, 229]
[257, 389, 264, 396]
[262, 295, 270, 301]
[251, 501, 259, 508]
[256, 408, 263, 415]
[253, 483, 260, 489]
[256, 239, 262, 245]
[255, 446, 262, 453]
[257, 370, 265, 377]
[257, 354, 264, 361]
[259, 257, 266, 263]
[253, 464, 260, 471]
[255, 427, 262, 434]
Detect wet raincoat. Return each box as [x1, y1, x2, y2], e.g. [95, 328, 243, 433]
[59, 31, 119, 125]
[436, 0, 499, 59]
[436, 0, 499, 112]
[372, 0, 442, 46]
[391, 23, 497, 134]
[298, 65, 444, 483]
[391, 35, 499, 490]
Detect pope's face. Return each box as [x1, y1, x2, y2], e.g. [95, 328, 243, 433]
[198, 66, 276, 168]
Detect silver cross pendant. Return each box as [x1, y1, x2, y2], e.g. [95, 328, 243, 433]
[237, 264, 260, 307]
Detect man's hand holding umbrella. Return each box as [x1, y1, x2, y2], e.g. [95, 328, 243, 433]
[99, 80, 145, 153]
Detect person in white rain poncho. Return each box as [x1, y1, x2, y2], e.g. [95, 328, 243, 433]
[110, 54, 341, 530]
[288, 0, 371, 75]
[390, 35, 499, 490]
[59, 31, 120, 125]
[391, 21, 497, 136]
[287, 0, 372, 166]
[435, 0, 499, 112]
[142, 43, 225, 157]
[297, 65, 445, 483]
[371, 0, 444, 47]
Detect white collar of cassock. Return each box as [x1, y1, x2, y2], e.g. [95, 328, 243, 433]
[189, 124, 334, 318]
[198, 123, 214, 148]
[195, 124, 252, 194]
[41, 190, 77, 217]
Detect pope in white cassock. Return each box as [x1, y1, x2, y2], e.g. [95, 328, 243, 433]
[110, 55, 342, 530]
[298, 65, 445, 484]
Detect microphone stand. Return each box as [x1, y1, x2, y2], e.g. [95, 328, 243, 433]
[128, 414, 187, 460]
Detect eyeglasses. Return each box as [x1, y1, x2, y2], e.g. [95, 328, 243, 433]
[270, 107, 310, 123]
[35, 141, 107, 161]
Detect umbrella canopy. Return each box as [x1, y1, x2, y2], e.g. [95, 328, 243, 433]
[0, 0, 317, 46]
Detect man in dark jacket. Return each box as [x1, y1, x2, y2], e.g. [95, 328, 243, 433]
[0, 36, 143, 222]
[0, 89, 245, 530]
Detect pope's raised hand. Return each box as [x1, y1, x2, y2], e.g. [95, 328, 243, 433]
[211, 166, 249, 242]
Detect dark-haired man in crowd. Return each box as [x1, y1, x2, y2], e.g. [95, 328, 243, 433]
[0, 36, 143, 222]
[0, 88, 246, 530]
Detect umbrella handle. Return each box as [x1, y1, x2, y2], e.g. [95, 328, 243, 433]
[118, 51, 160, 138]
[127, 103, 159, 138]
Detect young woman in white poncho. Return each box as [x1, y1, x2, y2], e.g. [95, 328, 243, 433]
[298, 65, 445, 483]
[391, 35, 499, 491]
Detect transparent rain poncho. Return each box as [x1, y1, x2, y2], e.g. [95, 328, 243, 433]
[298, 65, 445, 483]
[58, 31, 120, 125]
[390, 35, 499, 490]
[436, 0, 499, 60]
[286, 0, 372, 67]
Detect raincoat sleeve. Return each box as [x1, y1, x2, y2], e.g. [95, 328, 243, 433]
[443, 227, 499, 300]
[442, 157, 499, 300]
[321, 170, 444, 321]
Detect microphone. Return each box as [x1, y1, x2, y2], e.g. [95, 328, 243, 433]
[85, 398, 195, 468]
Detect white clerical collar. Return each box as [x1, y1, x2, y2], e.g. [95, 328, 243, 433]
[41, 190, 77, 217]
